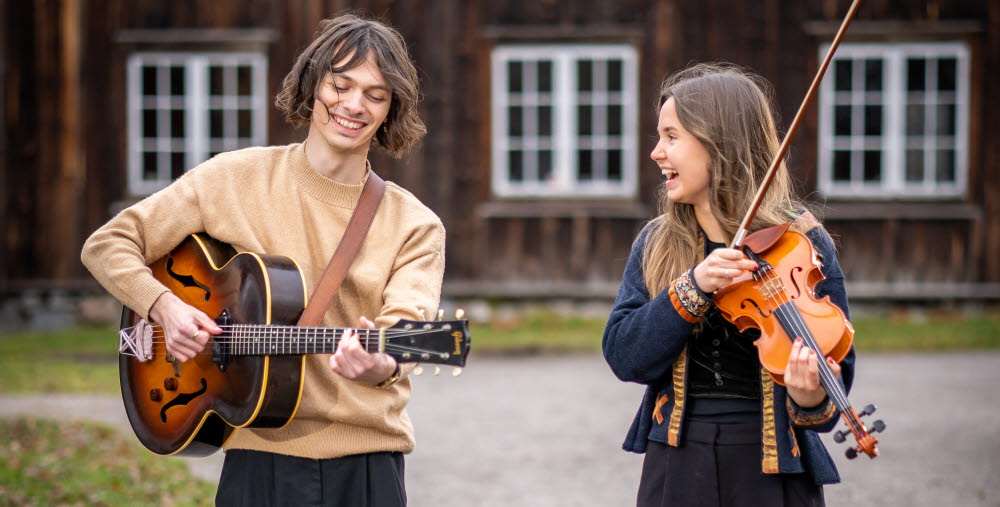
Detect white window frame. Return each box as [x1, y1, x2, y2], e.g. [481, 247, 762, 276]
[491, 44, 639, 198]
[126, 52, 268, 196]
[817, 42, 970, 199]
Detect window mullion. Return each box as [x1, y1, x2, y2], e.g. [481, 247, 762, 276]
[884, 50, 903, 194]
[189, 58, 207, 169]
[556, 53, 575, 194]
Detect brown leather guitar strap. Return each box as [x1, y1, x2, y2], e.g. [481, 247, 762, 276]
[296, 171, 386, 326]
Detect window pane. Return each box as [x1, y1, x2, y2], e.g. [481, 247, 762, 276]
[864, 59, 882, 91]
[864, 105, 882, 136]
[142, 66, 157, 96]
[834, 60, 852, 91]
[607, 149, 622, 181]
[607, 104, 622, 136]
[237, 66, 252, 96]
[143, 109, 157, 138]
[578, 149, 593, 180]
[936, 149, 955, 183]
[170, 109, 185, 138]
[905, 149, 924, 182]
[539, 150, 553, 181]
[834, 105, 851, 136]
[906, 104, 924, 136]
[509, 150, 523, 181]
[507, 61, 522, 93]
[210, 66, 225, 95]
[937, 58, 957, 92]
[508, 106, 523, 137]
[577, 105, 593, 136]
[537, 61, 552, 93]
[210, 109, 224, 138]
[863, 150, 881, 182]
[142, 152, 158, 181]
[607, 60, 623, 92]
[832, 150, 851, 182]
[171, 152, 185, 180]
[907, 58, 925, 92]
[538, 106, 552, 137]
[577, 60, 593, 92]
[238, 109, 252, 138]
[936, 104, 956, 136]
[170, 66, 185, 96]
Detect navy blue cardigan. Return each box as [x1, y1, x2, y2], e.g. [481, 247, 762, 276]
[602, 224, 856, 485]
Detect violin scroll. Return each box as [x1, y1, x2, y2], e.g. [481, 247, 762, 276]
[833, 404, 885, 459]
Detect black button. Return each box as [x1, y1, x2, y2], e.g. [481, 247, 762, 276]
[714, 372, 722, 380]
[712, 351, 720, 358]
[715, 379, 724, 386]
[712, 339, 721, 346]
[713, 362, 722, 371]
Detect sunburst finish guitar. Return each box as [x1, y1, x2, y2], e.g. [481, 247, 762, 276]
[118, 233, 470, 457]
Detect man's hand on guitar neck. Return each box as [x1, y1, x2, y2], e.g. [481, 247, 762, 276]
[149, 292, 223, 363]
[330, 316, 400, 387]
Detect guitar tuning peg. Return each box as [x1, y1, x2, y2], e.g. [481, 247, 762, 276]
[436, 309, 444, 321]
[417, 308, 425, 320]
[455, 308, 465, 320]
[871, 420, 886, 433]
[413, 365, 424, 376]
[434, 366, 441, 376]
[452, 367, 463, 377]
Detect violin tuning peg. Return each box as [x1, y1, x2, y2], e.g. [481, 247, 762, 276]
[413, 365, 424, 376]
[433, 366, 441, 376]
[436, 309, 444, 321]
[455, 308, 465, 320]
[845, 448, 858, 460]
[452, 367, 463, 377]
[871, 420, 886, 433]
[861, 404, 877, 416]
[833, 430, 847, 444]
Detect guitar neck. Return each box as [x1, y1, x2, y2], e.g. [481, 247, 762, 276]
[223, 325, 392, 356]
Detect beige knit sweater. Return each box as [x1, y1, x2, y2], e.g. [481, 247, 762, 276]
[81, 143, 445, 459]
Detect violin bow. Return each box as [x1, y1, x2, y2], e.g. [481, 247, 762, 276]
[731, 0, 864, 249]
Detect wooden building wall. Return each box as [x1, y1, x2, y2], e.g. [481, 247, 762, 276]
[3, 0, 998, 304]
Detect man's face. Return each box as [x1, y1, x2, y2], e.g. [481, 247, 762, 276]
[310, 51, 392, 157]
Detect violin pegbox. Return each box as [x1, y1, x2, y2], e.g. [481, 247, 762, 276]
[833, 404, 885, 459]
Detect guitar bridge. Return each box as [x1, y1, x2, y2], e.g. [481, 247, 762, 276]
[120, 319, 155, 362]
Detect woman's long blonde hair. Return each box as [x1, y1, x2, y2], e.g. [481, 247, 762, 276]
[642, 63, 815, 295]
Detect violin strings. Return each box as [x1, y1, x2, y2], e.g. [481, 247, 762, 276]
[752, 262, 853, 413]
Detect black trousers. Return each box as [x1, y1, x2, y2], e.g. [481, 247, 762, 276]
[215, 449, 406, 507]
[637, 420, 824, 507]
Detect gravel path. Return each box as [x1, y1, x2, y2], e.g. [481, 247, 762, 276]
[2, 351, 998, 506]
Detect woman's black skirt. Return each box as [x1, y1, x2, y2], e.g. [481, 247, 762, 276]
[637, 420, 824, 507]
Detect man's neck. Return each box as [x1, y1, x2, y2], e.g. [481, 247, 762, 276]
[303, 130, 369, 184]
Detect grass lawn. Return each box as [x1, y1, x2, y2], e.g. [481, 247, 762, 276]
[0, 417, 217, 505]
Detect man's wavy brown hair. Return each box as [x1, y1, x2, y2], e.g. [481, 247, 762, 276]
[275, 14, 426, 158]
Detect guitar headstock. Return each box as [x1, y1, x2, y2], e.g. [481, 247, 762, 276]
[383, 317, 471, 369]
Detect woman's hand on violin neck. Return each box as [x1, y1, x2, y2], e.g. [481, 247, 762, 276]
[693, 248, 758, 293]
[784, 338, 842, 409]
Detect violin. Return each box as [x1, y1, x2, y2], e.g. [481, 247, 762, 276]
[712, 0, 885, 460]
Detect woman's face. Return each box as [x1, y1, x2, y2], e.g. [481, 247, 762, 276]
[650, 97, 712, 209]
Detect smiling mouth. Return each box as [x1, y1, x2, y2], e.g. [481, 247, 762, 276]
[661, 168, 678, 181]
[333, 115, 365, 130]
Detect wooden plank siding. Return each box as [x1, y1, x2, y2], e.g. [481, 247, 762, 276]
[2, 0, 998, 304]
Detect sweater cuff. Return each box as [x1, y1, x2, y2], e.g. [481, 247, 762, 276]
[786, 396, 837, 426]
[668, 268, 712, 323]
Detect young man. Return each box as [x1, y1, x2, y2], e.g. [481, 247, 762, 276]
[81, 14, 443, 506]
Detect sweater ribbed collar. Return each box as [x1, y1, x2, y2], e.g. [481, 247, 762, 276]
[290, 142, 373, 209]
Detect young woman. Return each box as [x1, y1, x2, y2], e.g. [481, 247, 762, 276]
[602, 63, 855, 507]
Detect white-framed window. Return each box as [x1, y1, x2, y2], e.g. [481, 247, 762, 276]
[491, 44, 639, 198]
[818, 42, 970, 199]
[126, 52, 268, 196]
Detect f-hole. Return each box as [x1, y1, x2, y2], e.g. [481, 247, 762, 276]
[740, 298, 771, 319]
[788, 266, 805, 299]
[166, 257, 211, 301]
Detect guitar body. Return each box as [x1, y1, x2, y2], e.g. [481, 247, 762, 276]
[119, 234, 308, 456]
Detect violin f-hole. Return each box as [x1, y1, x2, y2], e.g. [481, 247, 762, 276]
[740, 298, 771, 319]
